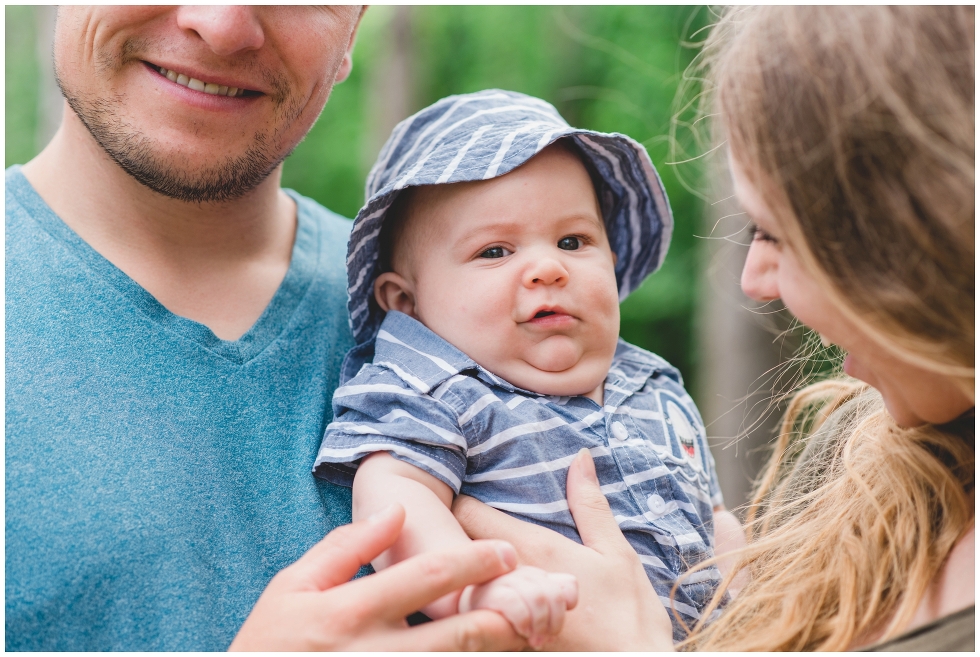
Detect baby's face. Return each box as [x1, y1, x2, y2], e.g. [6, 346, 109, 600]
[376, 144, 620, 401]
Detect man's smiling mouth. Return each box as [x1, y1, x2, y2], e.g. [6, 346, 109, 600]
[147, 63, 255, 98]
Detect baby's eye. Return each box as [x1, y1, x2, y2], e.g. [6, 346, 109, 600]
[479, 246, 512, 259]
[557, 236, 581, 251]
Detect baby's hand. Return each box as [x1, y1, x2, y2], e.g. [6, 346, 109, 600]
[457, 566, 578, 647]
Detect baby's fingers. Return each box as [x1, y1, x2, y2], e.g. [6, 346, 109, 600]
[535, 572, 577, 642]
[465, 567, 578, 645]
[462, 581, 534, 639]
[544, 573, 578, 638]
[506, 567, 576, 645]
[551, 572, 579, 610]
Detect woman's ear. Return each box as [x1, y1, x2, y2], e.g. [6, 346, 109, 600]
[374, 272, 418, 318]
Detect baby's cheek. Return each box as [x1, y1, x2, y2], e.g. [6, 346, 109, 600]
[429, 279, 514, 352]
[453, 285, 512, 331]
[583, 271, 621, 332]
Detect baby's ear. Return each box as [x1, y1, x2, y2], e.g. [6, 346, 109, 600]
[374, 272, 418, 318]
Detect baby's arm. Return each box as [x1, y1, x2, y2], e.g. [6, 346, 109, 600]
[353, 452, 577, 642]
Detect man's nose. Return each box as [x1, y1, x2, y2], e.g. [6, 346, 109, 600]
[175, 6, 264, 56]
[740, 241, 780, 302]
[522, 254, 569, 288]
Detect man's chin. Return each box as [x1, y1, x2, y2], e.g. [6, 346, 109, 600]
[64, 92, 285, 203]
[108, 145, 284, 203]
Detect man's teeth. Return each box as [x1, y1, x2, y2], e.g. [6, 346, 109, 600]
[156, 66, 244, 97]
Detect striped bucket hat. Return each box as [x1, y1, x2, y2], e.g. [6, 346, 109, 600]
[343, 89, 673, 370]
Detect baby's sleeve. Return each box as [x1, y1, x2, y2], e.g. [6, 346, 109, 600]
[313, 367, 468, 493]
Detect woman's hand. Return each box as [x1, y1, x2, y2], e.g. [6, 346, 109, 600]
[453, 449, 675, 651]
[230, 504, 527, 651]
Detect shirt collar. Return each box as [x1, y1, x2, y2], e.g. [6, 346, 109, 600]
[375, 312, 554, 396]
[605, 339, 681, 395]
[372, 311, 476, 393]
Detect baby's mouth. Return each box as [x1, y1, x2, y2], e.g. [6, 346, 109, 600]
[526, 307, 576, 327]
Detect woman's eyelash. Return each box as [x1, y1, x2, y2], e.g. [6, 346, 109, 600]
[749, 223, 779, 243]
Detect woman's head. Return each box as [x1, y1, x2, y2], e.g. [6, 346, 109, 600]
[678, 7, 975, 650]
[733, 154, 972, 426]
[716, 6, 974, 424]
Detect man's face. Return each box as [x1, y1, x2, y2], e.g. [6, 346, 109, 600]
[54, 6, 363, 203]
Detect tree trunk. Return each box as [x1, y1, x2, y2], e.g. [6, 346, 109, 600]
[363, 6, 415, 172]
[34, 5, 62, 154]
[695, 163, 794, 514]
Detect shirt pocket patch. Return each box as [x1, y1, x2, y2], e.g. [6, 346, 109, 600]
[656, 391, 709, 484]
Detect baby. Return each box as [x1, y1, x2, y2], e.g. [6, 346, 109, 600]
[314, 90, 724, 644]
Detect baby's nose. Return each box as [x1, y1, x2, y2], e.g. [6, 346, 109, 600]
[524, 256, 568, 286]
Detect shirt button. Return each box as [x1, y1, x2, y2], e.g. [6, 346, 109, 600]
[647, 494, 667, 516]
[610, 421, 629, 442]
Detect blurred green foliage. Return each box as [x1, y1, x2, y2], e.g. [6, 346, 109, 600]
[5, 5, 708, 390]
[5, 6, 40, 166]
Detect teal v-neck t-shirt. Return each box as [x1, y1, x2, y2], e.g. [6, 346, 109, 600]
[5, 166, 356, 650]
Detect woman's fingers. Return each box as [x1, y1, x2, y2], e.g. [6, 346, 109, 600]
[566, 449, 634, 557]
[452, 494, 529, 541]
[401, 609, 527, 651]
[448, 453, 675, 651]
[281, 504, 406, 592]
[453, 494, 563, 565]
[452, 471, 674, 651]
[712, 508, 749, 597]
[346, 539, 519, 621]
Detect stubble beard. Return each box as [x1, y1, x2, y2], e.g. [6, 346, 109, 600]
[56, 66, 302, 204]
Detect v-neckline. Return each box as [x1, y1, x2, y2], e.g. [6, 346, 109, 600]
[7, 166, 321, 365]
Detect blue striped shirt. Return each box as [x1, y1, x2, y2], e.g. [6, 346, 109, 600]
[315, 310, 723, 638]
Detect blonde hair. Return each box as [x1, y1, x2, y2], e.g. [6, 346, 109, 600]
[687, 384, 973, 650]
[677, 6, 975, 650]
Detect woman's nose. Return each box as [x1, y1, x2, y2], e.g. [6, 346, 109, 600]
[175, 6, 265, 56]
[523, 255, 569, 288]
[740, 241, 780, 302]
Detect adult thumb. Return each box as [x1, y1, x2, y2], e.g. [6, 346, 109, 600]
[566, 449, 632, 556]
